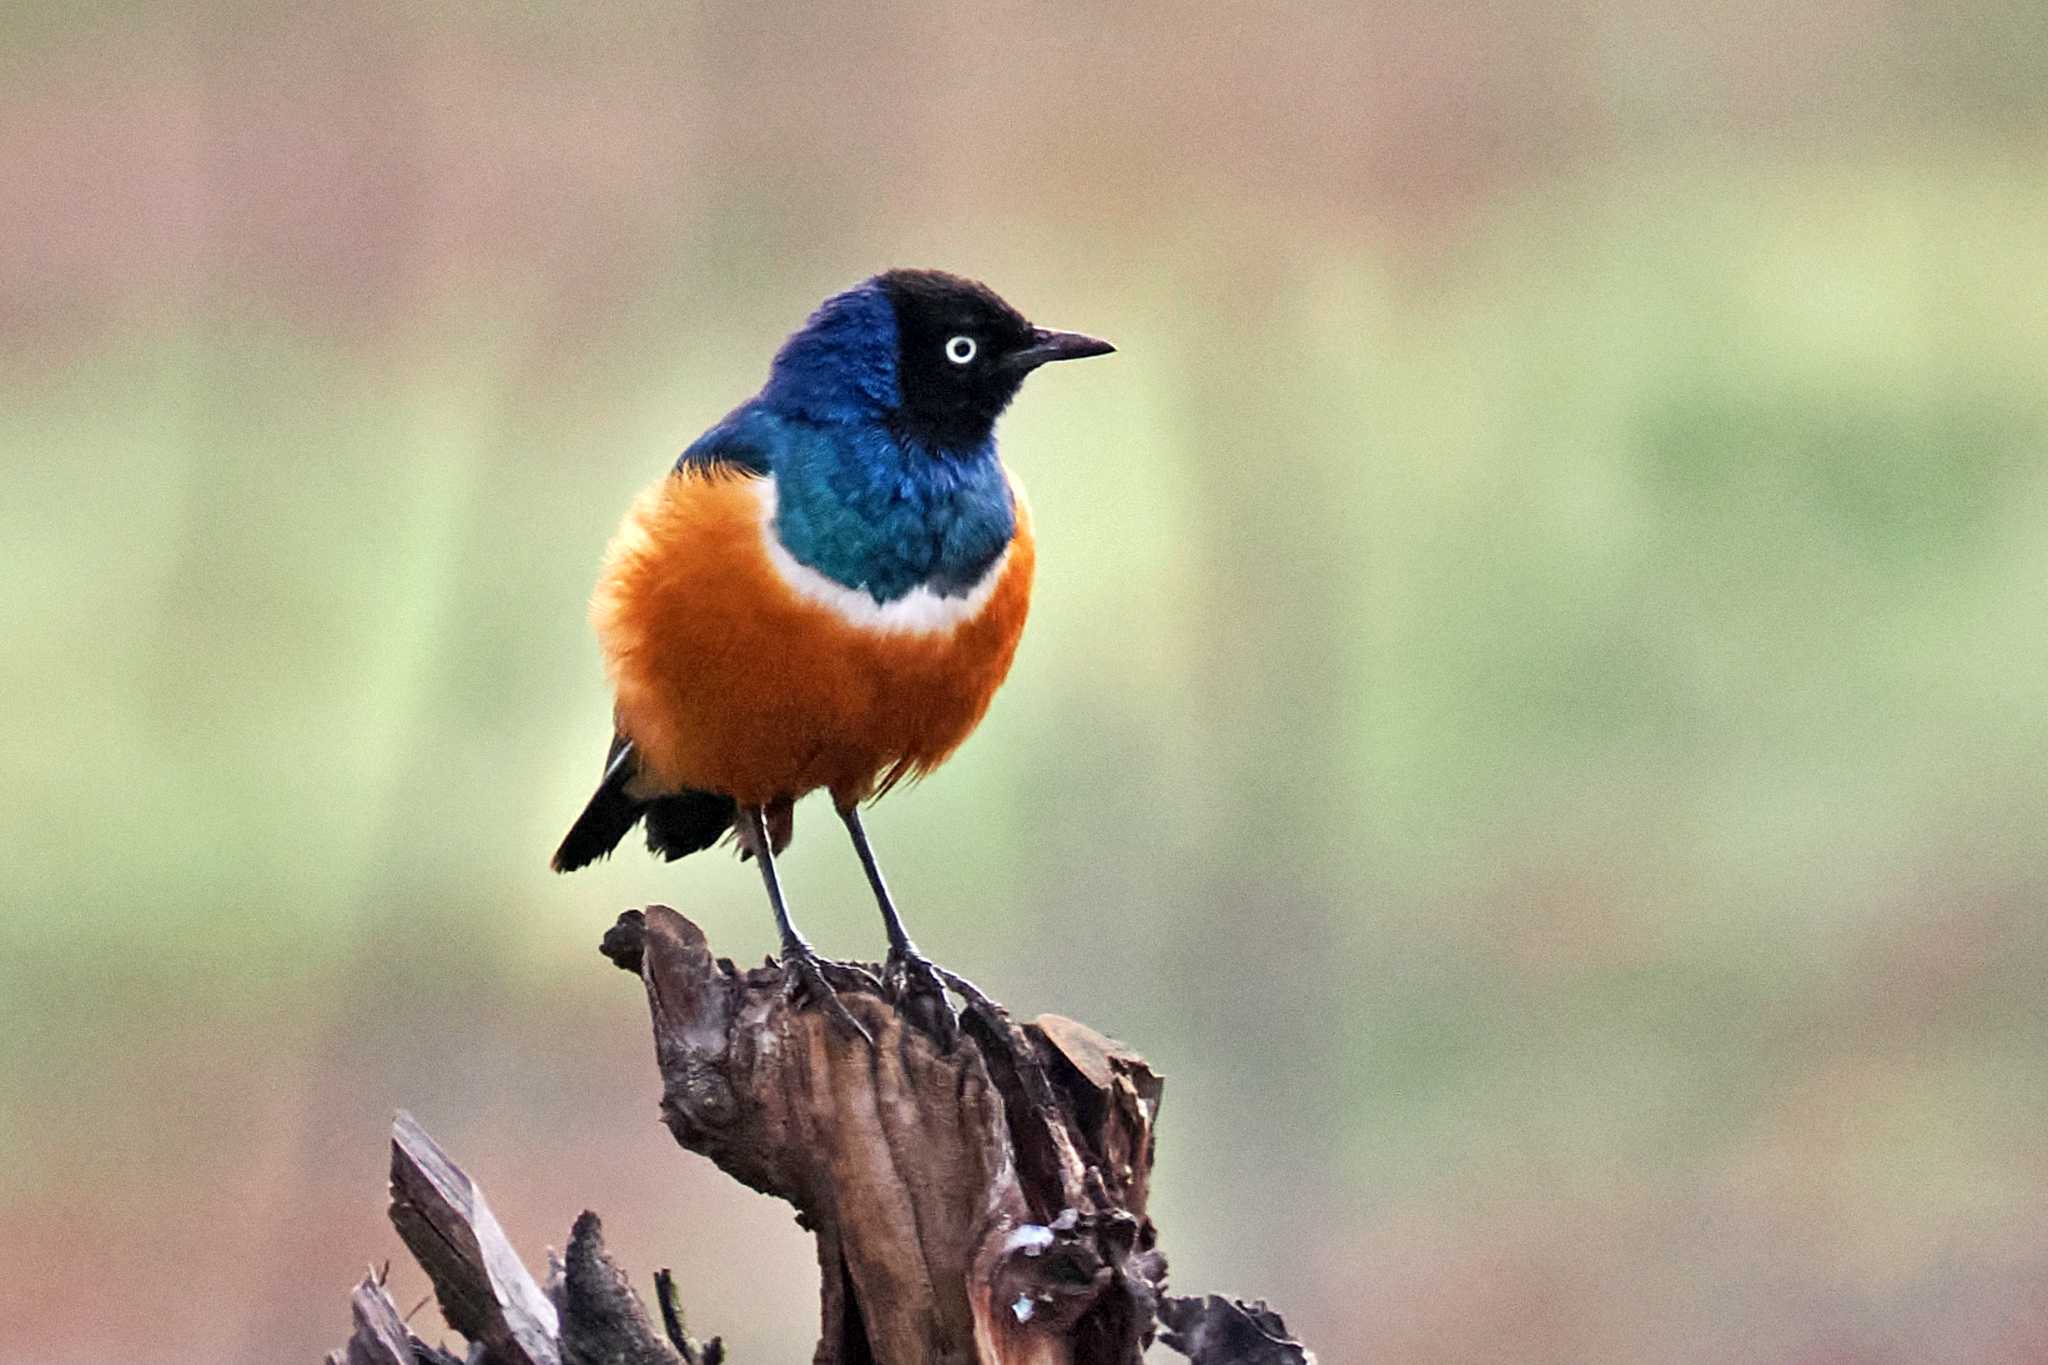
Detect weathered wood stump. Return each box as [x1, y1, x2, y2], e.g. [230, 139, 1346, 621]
[325, 906, 1314, 1365]
[603, 905, 1164, 1365]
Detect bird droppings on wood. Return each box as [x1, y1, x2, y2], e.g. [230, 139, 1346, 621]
[1004, 1223, 1056, 1257]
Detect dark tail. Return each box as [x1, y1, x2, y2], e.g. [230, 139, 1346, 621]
[552, 735, 736, 872]
[551, 736, 643, 872]
[643, 789, 737, 860]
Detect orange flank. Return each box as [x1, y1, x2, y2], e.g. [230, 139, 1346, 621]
[593, 467, 1035, 811]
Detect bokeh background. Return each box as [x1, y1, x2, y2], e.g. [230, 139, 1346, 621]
[6, 2, 2048, 1361]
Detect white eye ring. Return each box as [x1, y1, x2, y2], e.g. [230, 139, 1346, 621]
[945, 335, 977, 365]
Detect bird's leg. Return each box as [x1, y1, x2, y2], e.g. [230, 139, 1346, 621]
[740, 803, 872, 1046]
[838, 804, 983, 1047]
[837, 804, 919, 960]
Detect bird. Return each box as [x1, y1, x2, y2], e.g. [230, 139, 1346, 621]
[552, 268, 1112, 1037]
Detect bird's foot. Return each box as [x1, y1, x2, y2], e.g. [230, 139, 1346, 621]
[927, 959, 1017, 1050]
[884, 943, 965, 1050]
[780, 943, 878, 1047]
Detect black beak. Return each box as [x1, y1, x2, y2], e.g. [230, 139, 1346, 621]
[1007, 327, 1116, 374]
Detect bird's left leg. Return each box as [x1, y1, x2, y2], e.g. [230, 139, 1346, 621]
[738, 802, 874, 1046]
[837, 804, 991, 1047]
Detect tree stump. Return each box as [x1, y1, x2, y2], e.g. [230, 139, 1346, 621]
[326, 906, 1314, 1365]
[602, 905, 1164, 1365]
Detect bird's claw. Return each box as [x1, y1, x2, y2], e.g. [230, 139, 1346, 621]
[929, 960, 1012, 1044]
[885, 945, 962, 1050]
[781, 945, 875, 1047]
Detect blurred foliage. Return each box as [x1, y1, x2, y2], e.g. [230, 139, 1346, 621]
[4, 2, 2048, 1362]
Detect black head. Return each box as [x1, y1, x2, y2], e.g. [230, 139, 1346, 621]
[877, 269, 1114, 450]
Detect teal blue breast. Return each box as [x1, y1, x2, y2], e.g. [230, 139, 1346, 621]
[768, 423, 1016, 604]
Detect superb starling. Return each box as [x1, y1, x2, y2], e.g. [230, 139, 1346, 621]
[554, 270, 1112, 1034]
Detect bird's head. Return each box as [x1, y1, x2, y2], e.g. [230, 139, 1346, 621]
[762, 269, 1114, 451]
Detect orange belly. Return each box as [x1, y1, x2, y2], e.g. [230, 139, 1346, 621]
[593, 468, 1034, 808]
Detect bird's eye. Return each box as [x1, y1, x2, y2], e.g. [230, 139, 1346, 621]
[944, 335, 977, 365]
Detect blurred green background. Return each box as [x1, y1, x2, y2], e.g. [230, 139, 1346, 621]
[6, 2, 2048, 1361]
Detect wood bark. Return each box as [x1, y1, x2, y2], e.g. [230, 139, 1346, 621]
[325, 905, 1314, 1365]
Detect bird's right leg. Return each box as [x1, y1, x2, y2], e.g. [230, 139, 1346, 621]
[839, 803, 1004, 1048]
[738, 803, 873, 1046]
